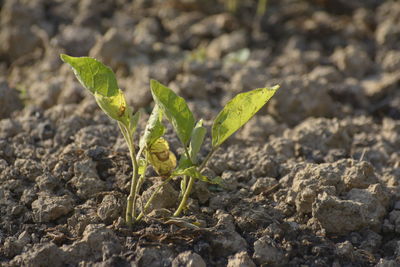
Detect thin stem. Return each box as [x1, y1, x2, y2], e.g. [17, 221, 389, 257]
[180, 175, 188, 199]
[132, 158, 148, 220]
[199, 146, 218, 171]
[257, 0, 268, 15]
[173, 146, 218, 217]
[135, 177, 173, 222]
[173, 176, 194, 217]
[119, 122, 139, 228]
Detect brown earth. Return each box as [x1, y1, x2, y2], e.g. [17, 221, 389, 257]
[0, 0, 400, 266]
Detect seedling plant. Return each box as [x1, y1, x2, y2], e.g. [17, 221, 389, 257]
[61, 54, 279, 227]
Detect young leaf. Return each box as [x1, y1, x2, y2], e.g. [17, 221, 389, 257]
[172, 166, 221, 184]
[150, 79, 195, 146]
[212, 85, 279, 147]
[189, 119, 206, 164]
[61, 54, 130, 124]
[94, 89, 129, 124]
[129, 109, 141, 134]
[60, 54, 118, 97]
[139, 105, 165, 150]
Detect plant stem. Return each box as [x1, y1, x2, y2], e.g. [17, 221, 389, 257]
[132, 158, 148, 220]
[199, 147, 218, 171]
[135, 177, 173, 222]
[173, 147, 218, 217]
[119, 122, 139, 228]
[173, 176, 194, 216]
[257, 0, 268, 15]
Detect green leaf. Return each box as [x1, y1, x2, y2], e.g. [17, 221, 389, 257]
[212, 85, 279, 147]
[94, 89, 129, 124]
[150, 79, 195, 146]
[172, 166, 221, 184]
[139, 105, 165, 150]
[60, 54, 118, 97]
[129, 109, 141, 134]
[61, 54, 130, 124]
[189, 120, 206, 164]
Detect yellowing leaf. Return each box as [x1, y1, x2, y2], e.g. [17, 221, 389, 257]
[147, 138, 177, 176]
[212, 85, 279, 147]
[94, 89, 129, 124]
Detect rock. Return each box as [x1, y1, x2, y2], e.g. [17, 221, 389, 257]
[335, 240, 354, 259]
[135, 246, 175, 267]
[134, 17, 162, 46]
[312, 184, 389, 234]
[0, 80, 23, 119]
[308, 65, 342, 83]
[251, 156, 279, 179]
[251, 177, 278, 195]
[170, 74, 208, 99]
[375, 16, 400, 48]
[380, 50, 400, 72]
[122, 67, 153, 108]
[207, 212, 248, 257]
[389, 210, 400, 233]
[284, 118, 352, 157]
[220, 171, 239, 191]
[89, 28, 135, 70]
[13, 159, 42, 181]
[189, 13, 237, 38]
[227, 251, 256, 267]
[141, 180, 178, 212]
[253, 236, 286, 266]
[0, 118, 22, 139]
[68, 202, 99, 236]
[97, 194, 123, 224]
[268, 77, 336, 126]
[31, 193, 74, 222]
[375, 258, 398, 267]
[361, 72, 400, 99]
[206, 30, 247, 59]
[230, 66, 270, 94]
[331, 44, 373, 78]
[172, 251, 206, 267]
[36, 174, 60, 192]
[0, 0, 42, 62]
[28, 77, 63, 109]
[342, 160, 379, 190]
[61, 224, 121, 265]
[51, 25, 99, 56]
[70, 158, 107, 199]
[9, 242, 64, 267]
[240, 115, 286, 142]
[74, 125, 117, 149]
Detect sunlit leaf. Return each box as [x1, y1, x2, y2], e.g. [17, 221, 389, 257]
[60, 54, 118, 97]
[150, 79, 195, 146]
[212, 85, 279, 147]
[139, 105, 165, 150]
[189, 119, 206, 163]
[61, 54, 131, 124]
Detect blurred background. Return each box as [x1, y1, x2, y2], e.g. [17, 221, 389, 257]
[1, 0, 398, 127]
